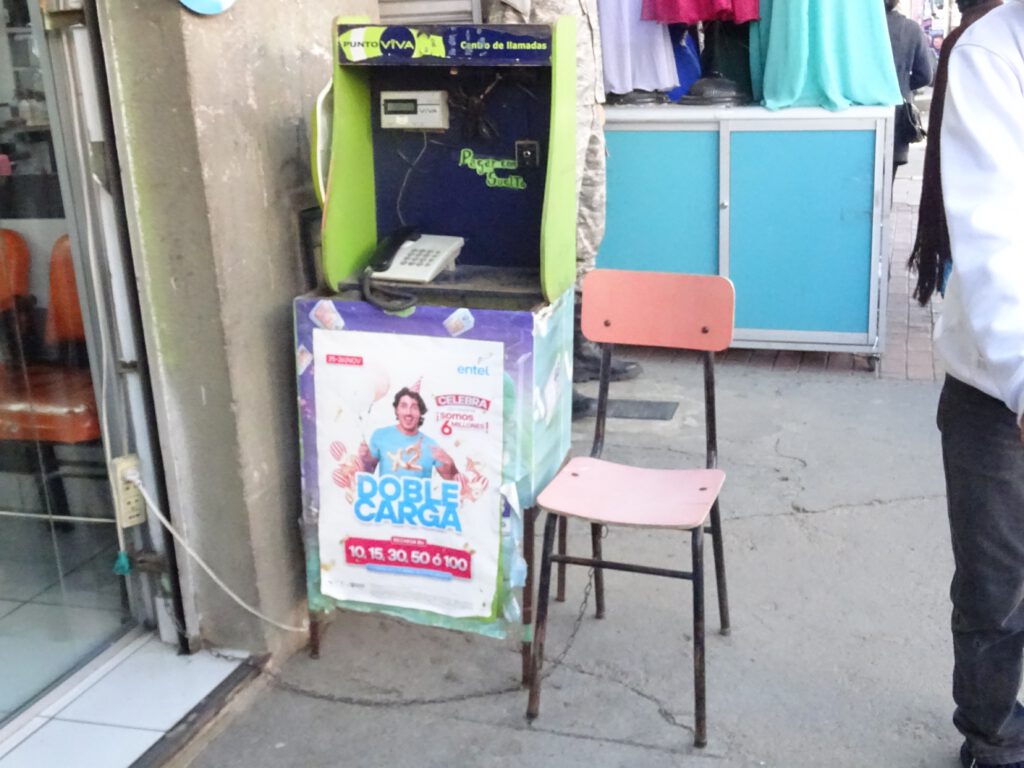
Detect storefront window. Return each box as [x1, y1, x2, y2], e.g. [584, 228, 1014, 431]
[0, 0, 130, 724]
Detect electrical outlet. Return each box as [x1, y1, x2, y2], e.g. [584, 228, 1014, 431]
[111, 454, 146, 528]
[515, 140, 541, 168]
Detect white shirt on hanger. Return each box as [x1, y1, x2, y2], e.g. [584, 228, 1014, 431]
[598, 0, 679, 94]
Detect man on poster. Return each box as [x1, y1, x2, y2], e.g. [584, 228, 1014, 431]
[358, 385, 459, 480]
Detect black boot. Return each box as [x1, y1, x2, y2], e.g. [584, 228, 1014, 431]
[572, 300, 641, 384]
[571, 388, 596, 420]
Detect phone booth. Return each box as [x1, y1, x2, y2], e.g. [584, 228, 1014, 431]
[295, 19, 576, 659]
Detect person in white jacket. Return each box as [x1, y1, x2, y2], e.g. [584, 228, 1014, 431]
[938, 1, 1024, 765]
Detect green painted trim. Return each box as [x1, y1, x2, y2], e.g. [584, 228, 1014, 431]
[322, 17, 378, 289]
[539, 17, 577, 302]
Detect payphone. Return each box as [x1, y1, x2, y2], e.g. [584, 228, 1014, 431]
[298, 20, 576, 644]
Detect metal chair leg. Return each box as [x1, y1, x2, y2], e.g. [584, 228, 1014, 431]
[590, 523, 605, 619]
[38, 442, 72, 530]
[522, 506, 537, 686]
[556, 515, 568, 602]
[692, 526, 707, 748]
[527, 513, 559, 720]
[708, 499, 730, 636]
[308, 612, 322, 659]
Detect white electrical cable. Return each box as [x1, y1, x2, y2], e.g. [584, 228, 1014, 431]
[127, 472, 309, 634]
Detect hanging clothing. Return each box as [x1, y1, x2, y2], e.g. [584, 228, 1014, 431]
[666, 25, 702, 100]
[598, 0, 678, 94]
[642, 0, 759, 25]
[702, 21, 754, 100]
[750, 0, 902, 110]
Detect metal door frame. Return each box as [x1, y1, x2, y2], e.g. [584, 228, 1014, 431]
[25, 0, 186, 646]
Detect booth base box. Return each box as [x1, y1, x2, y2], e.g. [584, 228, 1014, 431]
[294, 290, 572, 638]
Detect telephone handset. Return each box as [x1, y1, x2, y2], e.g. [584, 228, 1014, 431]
[370, 229, 463, 283]
[361, 227, 465, 311]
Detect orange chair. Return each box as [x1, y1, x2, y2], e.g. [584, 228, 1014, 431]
[0, 229, 30, 311]
[45, 234, 88, 365]
[527, 269, 735, 748]
[0, 235, 100, 523]
[0, 229, 34, 362]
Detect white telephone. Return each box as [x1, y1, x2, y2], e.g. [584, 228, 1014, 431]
[370, 232, 464, 284]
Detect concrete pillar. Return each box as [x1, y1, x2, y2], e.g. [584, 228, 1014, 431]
[97, 0, 376, 656]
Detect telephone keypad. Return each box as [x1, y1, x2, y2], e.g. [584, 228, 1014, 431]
[373, 234, 463, 283]
[398, 248, 440, 267]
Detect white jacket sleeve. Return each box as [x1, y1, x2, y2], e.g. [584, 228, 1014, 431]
[942, 41, 1024, 421]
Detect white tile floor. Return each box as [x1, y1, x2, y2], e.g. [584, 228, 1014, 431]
[0, 603, 127, 715]
[0, 720, 162, 768]
[0, 437, 245, 766]
[0, 629, 244, 768]
[0, 517, 130, 715]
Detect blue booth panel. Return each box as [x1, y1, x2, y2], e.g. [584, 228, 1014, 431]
[729, 130, 876, 334]
[600, 130, 719, 275]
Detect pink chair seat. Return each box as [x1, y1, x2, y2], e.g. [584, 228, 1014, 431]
[537, 456, 725, 530]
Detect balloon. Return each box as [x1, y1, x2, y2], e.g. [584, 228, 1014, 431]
[337, 378, 374, 419]
[365, 361, 391, 404]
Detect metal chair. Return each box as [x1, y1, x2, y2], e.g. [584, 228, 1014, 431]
[526, 269, 735, 748]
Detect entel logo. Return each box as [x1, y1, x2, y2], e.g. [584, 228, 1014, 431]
[457, 365, 490, 376]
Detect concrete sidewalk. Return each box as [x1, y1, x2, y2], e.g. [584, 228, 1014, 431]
[180, 145, 961, 767]
[182, 359, 955, 768]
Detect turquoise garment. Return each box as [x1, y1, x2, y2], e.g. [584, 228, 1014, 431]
[750, 0, 902, 110]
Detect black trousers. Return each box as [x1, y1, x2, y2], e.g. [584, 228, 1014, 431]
[939, 375, 1024, 764]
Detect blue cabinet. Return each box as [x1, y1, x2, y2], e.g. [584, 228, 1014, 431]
[603, 130, 720, 275]
[600, 106, 893, 354]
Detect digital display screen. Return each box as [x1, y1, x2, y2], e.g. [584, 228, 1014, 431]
[384, 99, 418, 115]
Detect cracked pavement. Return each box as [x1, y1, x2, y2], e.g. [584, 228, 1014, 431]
[186, 351, 958, 767]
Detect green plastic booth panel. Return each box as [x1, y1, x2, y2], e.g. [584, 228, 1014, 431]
[317, 18, 576, 303]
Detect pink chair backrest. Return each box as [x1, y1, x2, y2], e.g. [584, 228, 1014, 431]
[581, 269, 735, 352]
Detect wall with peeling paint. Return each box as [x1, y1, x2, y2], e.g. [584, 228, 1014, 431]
[97, 0, 376, 655]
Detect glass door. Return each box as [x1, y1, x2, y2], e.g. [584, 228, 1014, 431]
[0, 0, 142, 723]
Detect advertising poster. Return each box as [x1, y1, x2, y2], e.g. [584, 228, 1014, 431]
[312, 328, 504, 619]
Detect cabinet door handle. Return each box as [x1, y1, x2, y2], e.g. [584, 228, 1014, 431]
[720, 201, 729, 210]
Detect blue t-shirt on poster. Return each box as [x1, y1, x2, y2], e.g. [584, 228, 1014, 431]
[369, 426, 442, 478]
